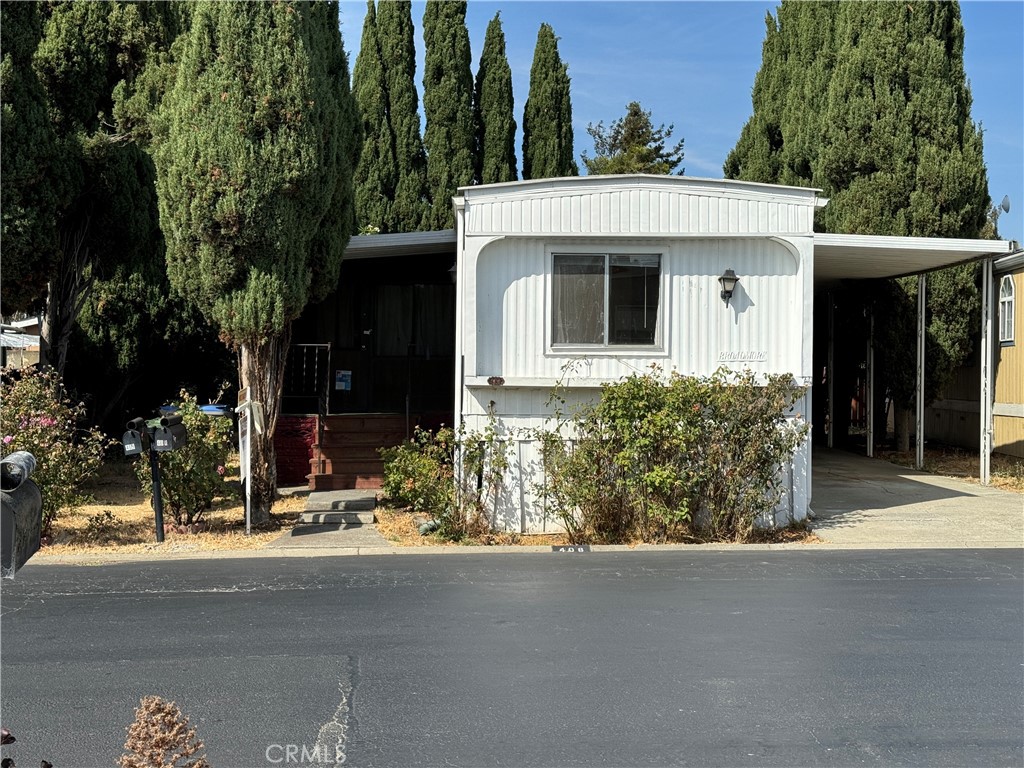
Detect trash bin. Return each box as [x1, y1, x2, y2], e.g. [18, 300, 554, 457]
[1, 451, 42, 578]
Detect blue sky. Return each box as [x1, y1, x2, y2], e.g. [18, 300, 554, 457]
[338, 1, 1024, 244]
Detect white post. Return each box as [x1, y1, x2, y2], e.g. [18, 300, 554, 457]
[866, 306, 875, 458]
[980, 258, 994, 484]
[916, 274, 926, 470]
[827, 291, 835, 450]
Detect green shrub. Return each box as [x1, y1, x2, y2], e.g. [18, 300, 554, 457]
[0, 367, 110, 535]
[381, 427, 456, 517]
[133, 393, 234, 526]
[380, 424, 503, 541]
[538, 367, 808, 543]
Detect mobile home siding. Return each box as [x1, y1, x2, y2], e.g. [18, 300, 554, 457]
[455, 177, 820, 533]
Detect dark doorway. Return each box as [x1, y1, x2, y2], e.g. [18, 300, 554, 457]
[290, 252, 456, 422]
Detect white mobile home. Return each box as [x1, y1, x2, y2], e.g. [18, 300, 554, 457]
[287, 175, 1013, 513]
[452, 176, 821, 533]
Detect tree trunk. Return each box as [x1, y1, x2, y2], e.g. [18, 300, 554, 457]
[895, 405, 911, 453]
[238, 325, 291, 525]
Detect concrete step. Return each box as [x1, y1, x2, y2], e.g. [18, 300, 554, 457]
[305, 489, 377, 512]
[299, 511, 375, 525]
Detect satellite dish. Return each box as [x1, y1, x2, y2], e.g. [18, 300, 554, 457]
[999, 195, 1011, 214]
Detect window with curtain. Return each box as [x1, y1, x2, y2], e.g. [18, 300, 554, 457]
[999, 275, 1015, 344]
[552, 253, 660, 346]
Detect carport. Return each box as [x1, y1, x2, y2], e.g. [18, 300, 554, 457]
[812, 232, 1017, 482]
[809, 448, 1023, 547]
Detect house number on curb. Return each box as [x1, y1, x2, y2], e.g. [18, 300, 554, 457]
[552, 545, 591, 553]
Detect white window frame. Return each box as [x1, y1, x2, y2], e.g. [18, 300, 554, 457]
[999, 274, 1015, 344]
[547, 246, 667, 354]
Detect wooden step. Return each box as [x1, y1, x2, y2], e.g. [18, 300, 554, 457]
[309, 473, 384, 491]
[314, 458, 384, 476]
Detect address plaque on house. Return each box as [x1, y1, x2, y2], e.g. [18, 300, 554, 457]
[718, 351, 768, 362]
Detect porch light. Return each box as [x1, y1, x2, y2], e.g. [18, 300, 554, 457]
[718, 269, 740, 307]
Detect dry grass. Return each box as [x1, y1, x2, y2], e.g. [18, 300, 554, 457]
[878, 447, 1024, 493]
[36, 460, 304, 558]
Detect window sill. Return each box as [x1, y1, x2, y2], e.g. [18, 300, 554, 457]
[545, 346, 669, 358]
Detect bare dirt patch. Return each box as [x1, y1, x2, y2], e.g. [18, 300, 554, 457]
[35, 460, 303, 558]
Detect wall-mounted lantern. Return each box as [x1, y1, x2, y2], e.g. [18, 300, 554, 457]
[718, 269, 740, 307]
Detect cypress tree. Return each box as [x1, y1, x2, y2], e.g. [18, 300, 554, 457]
[422, 0, 474, 230]
[29, 0, 174, 373]
[378, 0, 428, 230]
[473, 12, 517, 185]
[725, 1, 838, 186]
[522, 23, 577, 180]
[0, 1, 66, 314]
[152, 0, 360, 521]
[727, 0, 991, 450]
[352, 0, 395, 233]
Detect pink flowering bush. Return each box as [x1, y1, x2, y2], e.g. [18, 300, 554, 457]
[0, 367, 110, 535]
[133, 392, 234, 527]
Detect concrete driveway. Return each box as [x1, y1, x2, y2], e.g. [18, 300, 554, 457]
[810, 449, 1023, 548]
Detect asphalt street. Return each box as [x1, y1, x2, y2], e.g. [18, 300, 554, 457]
[1, 550, 1021, 767]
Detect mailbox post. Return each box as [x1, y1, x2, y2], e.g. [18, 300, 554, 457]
[122, 413, 188, 542]
[234, 388, 264, 536]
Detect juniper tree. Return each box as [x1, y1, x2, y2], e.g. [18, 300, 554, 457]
[473, 13, 517, 185]
[151, 0, 360, 521]
[582, 101, 684, 176]
[522, 23, 577, 180]
[378, 0, 428, 230]
[352, 0, 395, 232]
[422, 0, 474, 230]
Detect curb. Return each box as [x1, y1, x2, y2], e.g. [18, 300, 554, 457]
[25, 538, 1024, 567]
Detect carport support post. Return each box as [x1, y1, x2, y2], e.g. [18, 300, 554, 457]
[915, 274, 926, 470]
[866, 307, 875, 458]
[827, 291, 835, 450]
[979, 257, 994, 484]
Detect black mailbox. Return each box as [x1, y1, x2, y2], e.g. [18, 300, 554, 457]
[153, 413, 188, 452]
[123, 417, 150, 456]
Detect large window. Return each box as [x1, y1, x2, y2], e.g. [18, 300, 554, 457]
[999, 274, 1015, 344]
[551, 253, 660, 346]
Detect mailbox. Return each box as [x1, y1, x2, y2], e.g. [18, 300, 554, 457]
[123, 417, 150, 456]
[153, 413, 188, 452]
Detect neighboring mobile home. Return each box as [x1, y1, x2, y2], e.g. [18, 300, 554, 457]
[927, 250, 1024, 458]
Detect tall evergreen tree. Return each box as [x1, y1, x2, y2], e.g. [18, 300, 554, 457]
[724, 1, 838, 187]
[378, 0, 428, 230]
[473, 13, 517, 185]
[422, 0, 474, 230]
[151, 0, 360, 521]
[352, 0, 395, 232]
[726, 0, 991, 449]
[582, 101, 684, 175]
[29, 0, 173, 373]
[522, 23, 577, 180]
[0, 1, 66, 315]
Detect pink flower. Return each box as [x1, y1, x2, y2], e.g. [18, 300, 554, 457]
[2, 436, 12, 445]
[217, 465, 225, 476]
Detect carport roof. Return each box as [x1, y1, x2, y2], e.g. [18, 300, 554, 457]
[812, 233, 1017, 285]
[342, 228, 1018, 284]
